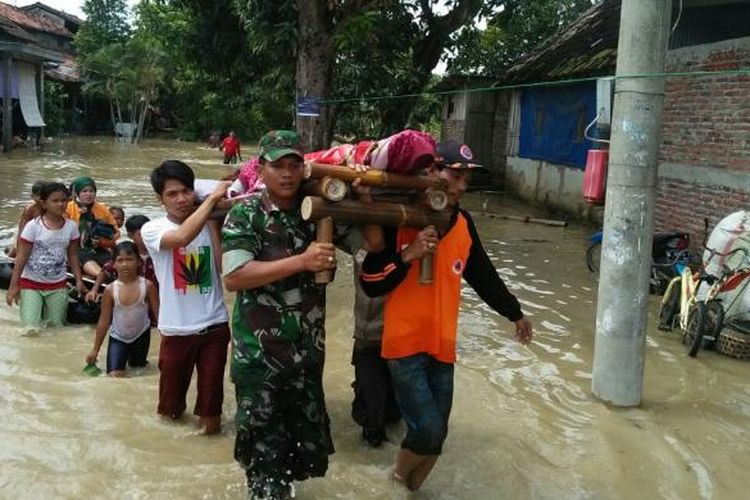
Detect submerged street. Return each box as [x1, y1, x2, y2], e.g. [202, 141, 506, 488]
[0, 139, 748, 499]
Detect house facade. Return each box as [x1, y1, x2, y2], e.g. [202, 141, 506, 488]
[441, 0, 750, 244]
[0, 1, 79, 151]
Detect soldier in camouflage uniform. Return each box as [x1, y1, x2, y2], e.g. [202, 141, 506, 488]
[222, 130, 336, 500]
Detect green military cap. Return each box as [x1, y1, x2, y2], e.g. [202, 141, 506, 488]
[258, 130, 304, 162]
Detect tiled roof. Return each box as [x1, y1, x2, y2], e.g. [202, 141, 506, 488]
[20, 2, 83, 27]
[0, 1, 73, 39]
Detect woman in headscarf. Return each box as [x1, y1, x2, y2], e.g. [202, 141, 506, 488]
[65, 176, 120, 278]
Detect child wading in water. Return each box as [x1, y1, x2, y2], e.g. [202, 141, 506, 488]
[6, 182, 86, 329]
[86, 241, 159, 376]
[6, 180, 47, 258]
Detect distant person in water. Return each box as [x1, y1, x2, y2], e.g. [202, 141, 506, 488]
[220, 131, 241, 165]
[208, 131, 221, 149]
[6, 180, 47, 258]
[86, 241, 159, 377]
[65, 176, 120, 278]
[110, 207, 125, 229]
[6, 182, 86, 330]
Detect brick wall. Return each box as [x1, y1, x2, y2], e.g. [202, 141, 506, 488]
[660, 39, 750, 169]
[656, 37, 750, 245]
[655, 176, 749, 246]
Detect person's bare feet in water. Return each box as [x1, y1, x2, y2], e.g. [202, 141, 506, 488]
[200, 416, 221, 435]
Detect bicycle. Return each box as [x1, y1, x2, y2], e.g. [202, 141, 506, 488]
[659, 247, 750, 357]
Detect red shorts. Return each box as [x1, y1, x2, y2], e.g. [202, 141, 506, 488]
[157, 323, 230, 418]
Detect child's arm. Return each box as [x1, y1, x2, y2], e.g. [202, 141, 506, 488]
[86, 269, 107, 303]
[86, 287, 114, 364]
[146, 280, 159, 323]
[14, 205, 36, 250]
[6, 240, 31, 306]
[67, 240, 87, 296]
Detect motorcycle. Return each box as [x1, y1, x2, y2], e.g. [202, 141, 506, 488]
[586, 231, 691, 294]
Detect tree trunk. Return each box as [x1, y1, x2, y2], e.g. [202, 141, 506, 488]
[379, 0, 483, 134]
[296, 0, 335, 152]
[108, 98, 116, 137]
[136, 91, 151, 144]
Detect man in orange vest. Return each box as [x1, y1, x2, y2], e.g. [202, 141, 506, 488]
[360, 140, 534, 491]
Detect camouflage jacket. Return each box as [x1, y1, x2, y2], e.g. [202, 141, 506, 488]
[222, 191, 327, 381]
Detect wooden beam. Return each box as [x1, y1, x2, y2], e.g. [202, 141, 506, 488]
[3, 56, 12, 153]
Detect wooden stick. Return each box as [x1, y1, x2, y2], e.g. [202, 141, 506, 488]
[420, 255, 434, 285]
[315, 217, 335, 284]
[480, 212, 568, 227]
[301, 196, 451, 231]
[304, 162, 447, 192]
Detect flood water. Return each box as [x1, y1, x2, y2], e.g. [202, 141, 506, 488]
[1, 138, 748, 499]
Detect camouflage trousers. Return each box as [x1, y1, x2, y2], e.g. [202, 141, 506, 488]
[233, 362, 334, 499]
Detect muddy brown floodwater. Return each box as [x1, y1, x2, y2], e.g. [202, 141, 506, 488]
[0, 138, 748, 499]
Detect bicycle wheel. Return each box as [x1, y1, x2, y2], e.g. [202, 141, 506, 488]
[658, 276, 682, 331]
[586, 242, 601, 274]
[704, 299, 725, 349]
[685, 302, 708, 357]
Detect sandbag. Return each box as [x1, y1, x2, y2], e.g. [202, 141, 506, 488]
[702, 210, 750, 320]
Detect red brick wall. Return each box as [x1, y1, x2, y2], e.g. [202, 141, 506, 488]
[655, 177, 749, 245]
[655, 38, 750, 244]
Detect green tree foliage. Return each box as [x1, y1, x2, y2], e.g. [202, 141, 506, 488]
[43, 81, 67, 136]
[233, 0, 481, 142]
[77, 0, 165, 143]
[447, 0, 597, 77]
[142, 0, 293, 142]
[73, 0, 598, 145]
[75, 0, 131, 63]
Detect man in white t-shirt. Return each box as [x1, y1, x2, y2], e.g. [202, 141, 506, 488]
[141, 160, 231, 435]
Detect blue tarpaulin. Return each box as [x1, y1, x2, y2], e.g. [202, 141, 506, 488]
[519, 82, 596, 168]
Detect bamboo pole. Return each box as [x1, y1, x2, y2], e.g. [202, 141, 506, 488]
[369, 190, 448, 211]
[301, 196, 451, 230]
[304, 162, 447, 191]
[315, 217, 335, 284]
[301, 177, 348, 202]
[302, 197, 450, 286]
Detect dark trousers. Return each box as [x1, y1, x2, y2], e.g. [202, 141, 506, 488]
[157, 323, 230, 418]
[351, 339, 400, 430]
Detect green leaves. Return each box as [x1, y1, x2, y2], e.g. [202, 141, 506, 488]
[447, 0, 598, 77]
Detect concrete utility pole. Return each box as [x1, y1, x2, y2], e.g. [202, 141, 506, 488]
[591, 0, 671, 406]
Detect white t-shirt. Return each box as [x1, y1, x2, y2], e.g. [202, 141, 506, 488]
[141, 217, 228, 335]
[19, 217, 80, 285]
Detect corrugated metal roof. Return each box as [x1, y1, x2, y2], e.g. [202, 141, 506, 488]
[502, 0, 620, 85]
[499, 0, 750, 85]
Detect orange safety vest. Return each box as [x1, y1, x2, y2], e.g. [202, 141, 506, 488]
[382, 212, 472, 364]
